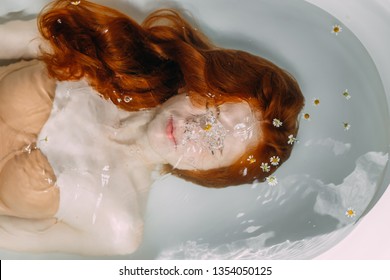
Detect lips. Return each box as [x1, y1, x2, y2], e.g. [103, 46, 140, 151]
[166, 116, 177, 146]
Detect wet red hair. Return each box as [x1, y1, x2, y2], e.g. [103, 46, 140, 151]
[38, 0, 304, 188]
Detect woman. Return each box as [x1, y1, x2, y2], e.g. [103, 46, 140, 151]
[0, 0, 304, 255]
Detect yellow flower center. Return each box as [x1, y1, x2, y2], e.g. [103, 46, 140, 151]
[304, 113, 310, 120]
[203, 123, 212, 131]
[314, 99, 320, 105]
[347, 209, 355, 216]
[333, 26, 340, 33]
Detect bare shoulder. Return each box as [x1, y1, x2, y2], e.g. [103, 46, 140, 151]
[0, 177, 144, 255]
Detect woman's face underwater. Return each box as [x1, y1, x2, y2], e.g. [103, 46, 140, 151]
[146, 94, 261, 170]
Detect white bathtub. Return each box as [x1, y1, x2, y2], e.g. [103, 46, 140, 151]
[1, 0, 389, 259]
[307, 0, 390, 259]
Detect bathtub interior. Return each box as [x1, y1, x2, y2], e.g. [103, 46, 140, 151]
[0, 0, 389, 259]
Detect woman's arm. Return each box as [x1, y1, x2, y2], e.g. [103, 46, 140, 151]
[0, 214, 142, 255]
[0, 19, 45, 60]
[0, 160, 144, 255]
[0, 178, 144, 256]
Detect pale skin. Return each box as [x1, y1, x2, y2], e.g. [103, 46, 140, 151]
[0, 19, 260, 255]
[0, 19, 43, 60]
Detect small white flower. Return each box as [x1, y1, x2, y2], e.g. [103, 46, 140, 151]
[270, 156, 280, 166]
[345, 207, 356, 218]
[331, 24, 342, 35]
[247, 155, 256, 164]
[303, 113, 311, 121]
[343, 89, 351, 100]
[313, 98, 320, 106]
[343, 122, 351, 131]
[266, 176, 278, 186]
[70, 1, 81, 5]
[288, 134, 297, 145]
[273, 118, 283, 128]
[260, 162, 271, 172]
